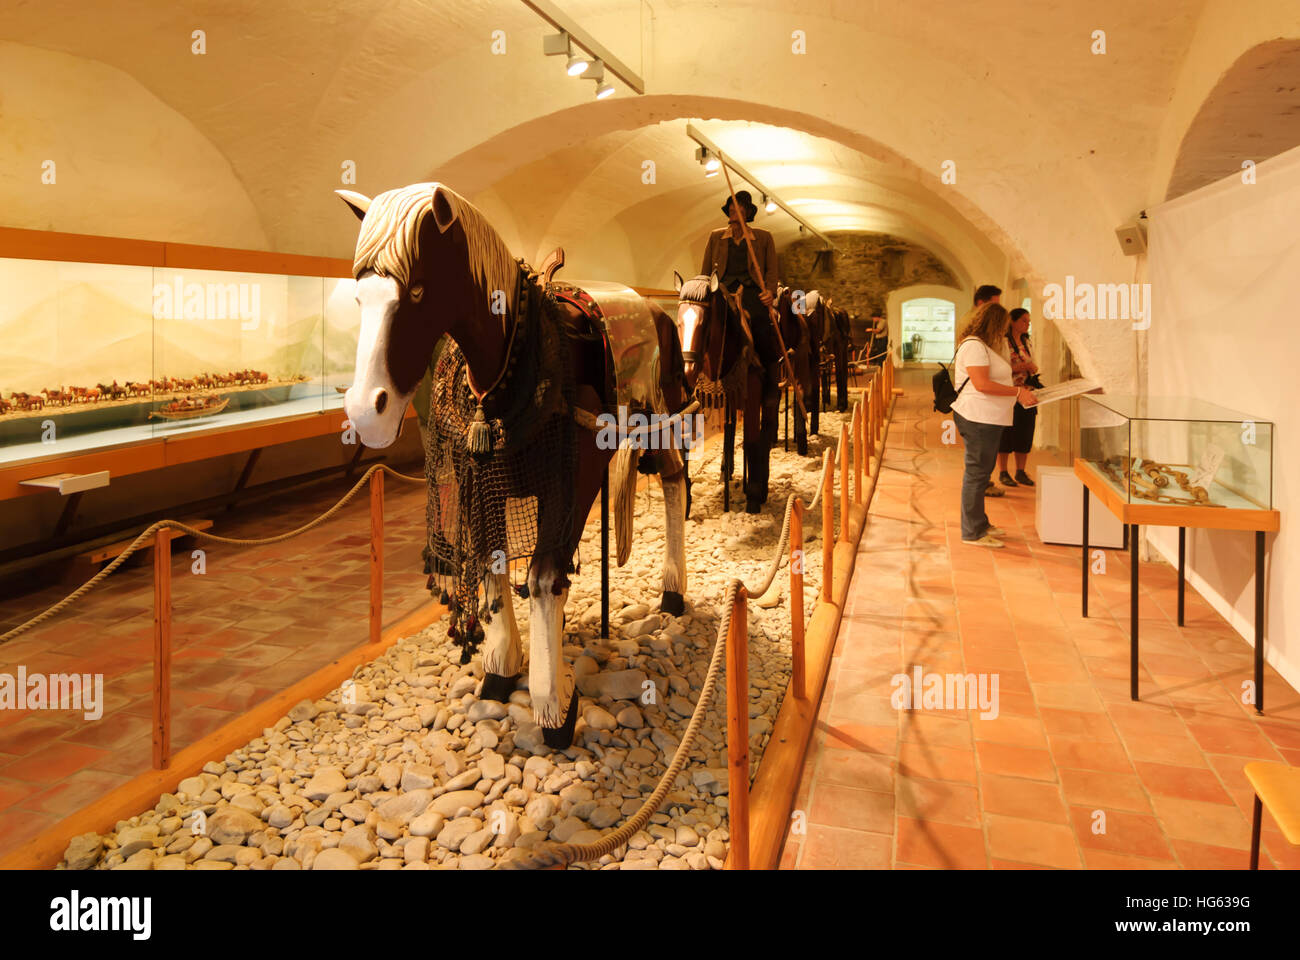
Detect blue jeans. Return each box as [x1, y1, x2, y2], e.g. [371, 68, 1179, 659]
[953, 411, 1004, 540]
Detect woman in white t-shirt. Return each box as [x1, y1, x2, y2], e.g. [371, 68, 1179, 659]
[949, 303, 1038, 547]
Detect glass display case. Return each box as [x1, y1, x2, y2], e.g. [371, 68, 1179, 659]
[1078, 395, 1273, 510]
[0, 257, 359, 466]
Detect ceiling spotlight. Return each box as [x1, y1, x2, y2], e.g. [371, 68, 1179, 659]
[705, 168, 719, 178]
[763, 194, 777, 214]
[543, 31, 590, 77]
[595, 80, 615, 99]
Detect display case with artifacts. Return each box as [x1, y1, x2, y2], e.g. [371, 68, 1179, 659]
[1078, 395, 1273, 513]
[0, 257, 359, 466]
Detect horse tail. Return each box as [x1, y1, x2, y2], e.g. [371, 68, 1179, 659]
[611, 437, 641, 567]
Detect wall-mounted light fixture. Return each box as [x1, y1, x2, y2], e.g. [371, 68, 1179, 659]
[525, 0, 645, 98]
[686, 122, 836, 251]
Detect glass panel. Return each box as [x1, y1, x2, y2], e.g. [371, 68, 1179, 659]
[0, 258, 155, 463]
[1079, 395, 1273, 508]
[324, 277, 360, 409]
[0, 256, 351, 464]
[1086, 394, 1270, 424]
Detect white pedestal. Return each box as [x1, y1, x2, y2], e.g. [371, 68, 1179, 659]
[1035, 466, 1124, 547]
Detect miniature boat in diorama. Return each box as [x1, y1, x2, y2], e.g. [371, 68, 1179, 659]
[148, 395, 231, 421]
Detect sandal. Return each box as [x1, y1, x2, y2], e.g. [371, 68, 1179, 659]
[1015, 470, 1035, 486]
[998, 471, 1018, 487]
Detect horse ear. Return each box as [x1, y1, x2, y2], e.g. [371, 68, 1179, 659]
[336, 190, 371, 221]
[432, 186, 457, 233]
[708, 272, 719, 293]
[673, 270, 684, 293]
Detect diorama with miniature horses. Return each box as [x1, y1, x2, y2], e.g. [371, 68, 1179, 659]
[338, 182, 694, 749]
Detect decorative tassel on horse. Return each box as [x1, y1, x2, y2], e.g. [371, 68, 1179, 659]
[466, 402, 492, 456]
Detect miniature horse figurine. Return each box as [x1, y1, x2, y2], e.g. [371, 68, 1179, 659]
[339, 183, 690, 749]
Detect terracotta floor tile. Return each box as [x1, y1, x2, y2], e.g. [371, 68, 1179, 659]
[1031, 682, 1105, 713]
[896, 775, 981, 827]
[899, 714, 972, 749]
[1119, 731, 1209, 767]
[1132, 761, 1233, 805]
[897, 741, 978, 784]
[0, 741, 110, 783]
[1040, 707, 1120, 741]
[1049, 737, 1134, 774]
[1058, 768, 1152, 813]
[1171, 838, 1253, 869]
[807, 782, 894, 834]
[894, 817, 988, 869]
[979, 774, 1068, 823]
[817, 721, 897, 755]
[814, 748, 895, 793]
[1184, 721, 1280, 760]
[1082, 848, 1177, 869]
[1070, 806, 1172, 860]
[986, 814, 1081, 868]
[798, 825, 892, 869]
[1148, 794, 1252, 850]
[975, 742, 1057, 782]
[972, 715, 1047, 748]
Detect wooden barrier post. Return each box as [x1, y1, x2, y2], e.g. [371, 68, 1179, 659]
[726, 587, 750, 870]
[854, 402, 864, 504]
[822, 450, 833, 599]
[875, 374, 884, 440]
[838, 422, 849, 542]
[152, 528, 172, 770]
[869, 387, 878, 461]
[790, 500, 805, 700]
[369, 468, 384, 645]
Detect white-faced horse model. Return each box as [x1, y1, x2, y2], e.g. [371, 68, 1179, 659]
[340, 183, 691, 749]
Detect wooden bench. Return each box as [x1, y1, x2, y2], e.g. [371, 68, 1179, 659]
[65, 518, 213, 582]
[1246, 760, 1300, 869]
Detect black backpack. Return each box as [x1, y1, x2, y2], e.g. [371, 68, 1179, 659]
[932, 338, 977, 413]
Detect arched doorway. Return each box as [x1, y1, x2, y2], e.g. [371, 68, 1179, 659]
[899, 296, 956, 363]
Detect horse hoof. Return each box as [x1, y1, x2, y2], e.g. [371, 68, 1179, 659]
[660, 591, 685, 616]
[541, 689, 579, 750]
[480, 672, 518, 702]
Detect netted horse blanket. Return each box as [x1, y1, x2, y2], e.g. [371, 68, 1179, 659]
[423, 264, 577, 661]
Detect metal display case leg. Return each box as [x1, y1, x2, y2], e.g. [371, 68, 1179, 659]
[1177, 527, 1185, 627]
[1081, 486, 1089, 618]
[600, 469, 609, 641]
[1130, 523, 1140, 701]
[1255, 530, 1265, 715]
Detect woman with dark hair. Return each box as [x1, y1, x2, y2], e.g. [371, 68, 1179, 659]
[996, 308, 1039, 487]
[950, 302, 1038, 547]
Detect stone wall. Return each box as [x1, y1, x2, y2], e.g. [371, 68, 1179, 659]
[779, 233, 960, 343]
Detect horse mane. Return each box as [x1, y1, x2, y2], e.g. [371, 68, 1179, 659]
[351, 182, 518, 318]
[677, 275, 714, 304]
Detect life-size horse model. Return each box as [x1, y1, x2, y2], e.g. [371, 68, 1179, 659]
[673, 272, 778, 514]
[339, 182, 691, 749]
[823, 302, 853, 412]
[776, 285, 823, 455]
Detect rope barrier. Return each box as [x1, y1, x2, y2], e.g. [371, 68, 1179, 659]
[0, 463, 424, 647]
[3, 388, 889, 870]
[505, 402, 859, 870]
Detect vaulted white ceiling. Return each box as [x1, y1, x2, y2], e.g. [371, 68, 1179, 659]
[1, 0, 1297, 392]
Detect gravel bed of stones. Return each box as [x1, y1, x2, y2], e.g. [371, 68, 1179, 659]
[61, 408, 851, 872]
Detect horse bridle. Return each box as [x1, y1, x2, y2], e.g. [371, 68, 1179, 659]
[679, 292, 715, 366]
